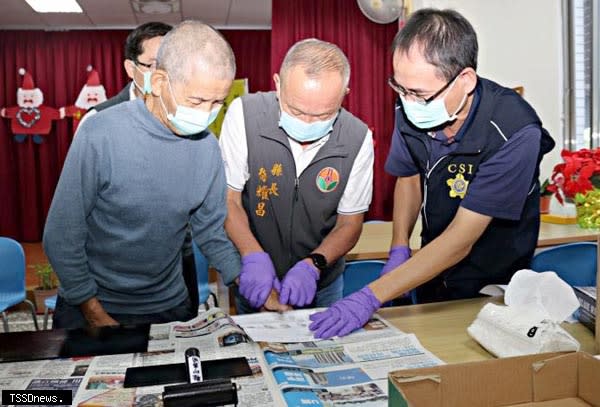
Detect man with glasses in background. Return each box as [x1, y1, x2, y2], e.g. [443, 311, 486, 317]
[309, 8, 554, 339]
[85, 21, 172, 117]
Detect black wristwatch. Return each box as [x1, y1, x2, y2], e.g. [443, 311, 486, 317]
[307, 253, 328, 271]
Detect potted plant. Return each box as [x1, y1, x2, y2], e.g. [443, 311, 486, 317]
[29, 263, 58, 314]
[540, 178, 553, 214]
[546, 148, 600, 204]
[546, 148, 600, 227]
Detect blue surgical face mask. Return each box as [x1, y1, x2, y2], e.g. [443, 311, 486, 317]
[160, 75, 221, 136]
[400, 77, 466, 129]
[279, 110, 338, 143]
[134, 65, 153, 95]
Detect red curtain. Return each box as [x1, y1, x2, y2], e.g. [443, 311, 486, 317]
[221, 30, 272, 93]
[0, 30, 130, 242]
[0, 29, 271, 241]
[0, 17, 389, 239]
[271, 0, 399, 220]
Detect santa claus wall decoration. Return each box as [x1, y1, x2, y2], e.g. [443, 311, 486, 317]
[61, 65, 107, 134]
[0, 68, 64, 144]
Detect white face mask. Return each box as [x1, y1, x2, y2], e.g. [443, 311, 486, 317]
[160, 75, 221, 136]
[278, 109, 338, 142]
[400, 77, 467, 129]
[133, 64, 153, 95]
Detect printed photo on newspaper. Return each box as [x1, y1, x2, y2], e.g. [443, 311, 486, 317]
[259, 330, 444, 407]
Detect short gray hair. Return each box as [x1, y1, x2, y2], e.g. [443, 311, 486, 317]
[156, 20, 236, 84]
[280, 38, 350, 88]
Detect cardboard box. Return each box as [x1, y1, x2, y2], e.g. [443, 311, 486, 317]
[574, 287, 596, 332]
[388, 352, 600, 406]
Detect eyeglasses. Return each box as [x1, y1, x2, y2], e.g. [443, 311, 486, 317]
[387, 72, 461, 105]
[135, 59, 157, 70]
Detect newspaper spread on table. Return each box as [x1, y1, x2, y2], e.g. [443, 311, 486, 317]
[0, 307, 444, 406]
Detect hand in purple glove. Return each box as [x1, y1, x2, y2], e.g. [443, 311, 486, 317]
[239, 252, 280, 309]
[279, 260, 319, 307]
[380, 245, 411, 276]
[309, 286, 381, 339]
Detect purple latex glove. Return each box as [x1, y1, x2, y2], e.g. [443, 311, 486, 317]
[239, 251, 280, 309]
[380, 245, 411, 276]
[309, 286, 381, 339]
[279, 260, 319, 307]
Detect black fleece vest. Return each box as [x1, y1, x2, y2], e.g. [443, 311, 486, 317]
[398, 78, 555, 301]
[91, 84, 132, 113]
[241, 92, 368, 289]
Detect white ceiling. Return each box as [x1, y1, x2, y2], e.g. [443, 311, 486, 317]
[0, 0, 272, 30]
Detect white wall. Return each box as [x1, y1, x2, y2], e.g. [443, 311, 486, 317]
[413, 0, 563, 180]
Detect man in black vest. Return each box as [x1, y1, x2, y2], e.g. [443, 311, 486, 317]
[220, 39, 374, 313]
[310, 8, 554, 339]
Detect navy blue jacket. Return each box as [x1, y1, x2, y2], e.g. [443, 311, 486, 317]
[398, 78, 555, 302]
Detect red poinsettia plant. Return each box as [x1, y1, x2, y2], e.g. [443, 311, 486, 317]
[547, 148, 600, 204]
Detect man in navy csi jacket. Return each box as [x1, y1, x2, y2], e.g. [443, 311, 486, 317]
[310, 8, 555, 339]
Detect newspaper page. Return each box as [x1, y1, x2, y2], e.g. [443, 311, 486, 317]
[71, 353, 139, 406]
[0, 357, 92, 407]
[255, 315, 444, 407]
[70, 307, 275, 406]
[170, 308, 277, 406]
[149, 307, 277, 407]
[232, 308, 406, 344]
[232, 309, 318, 342]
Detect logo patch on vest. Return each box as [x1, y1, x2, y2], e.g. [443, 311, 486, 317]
[446, 173, 469, 199]
[316, 167, 340, 193]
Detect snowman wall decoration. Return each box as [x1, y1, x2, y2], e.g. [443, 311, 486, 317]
[61, 65, 107, 134]
[0, 68, 64, 144]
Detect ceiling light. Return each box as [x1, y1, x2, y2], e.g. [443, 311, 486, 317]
[25, 0, 83, 13]
[131, 0, 180, 15]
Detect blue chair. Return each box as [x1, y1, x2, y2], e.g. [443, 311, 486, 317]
[530, 242, 597, 286]
[43, 294, 57, 330]
[343, 260, 386, 297]
[0, 237, 39, 332]
[192, 241, 218, 309]
[343, 260, 416, 306]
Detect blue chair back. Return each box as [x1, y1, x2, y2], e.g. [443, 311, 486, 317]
[0, 237, 27, 307]
[530, 242, 597, 286]
[191, 241, 211, 304]
[0, 237, 39, 331]
[343, 260, 385, 297]
[43, 294, 58, 330]
[45, 295, 57, 310]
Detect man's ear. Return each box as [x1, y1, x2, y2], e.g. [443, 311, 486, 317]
[273, 73, 280, 93]
[461, 67, 478, 94]
[124, 60, 135, 80]
[151, 69, 167, 96]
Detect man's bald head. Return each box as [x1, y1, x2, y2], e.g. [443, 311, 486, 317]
[156, 20, 236, 85]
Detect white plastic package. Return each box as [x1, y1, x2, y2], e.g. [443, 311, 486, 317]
[467, 270, 581, 357]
